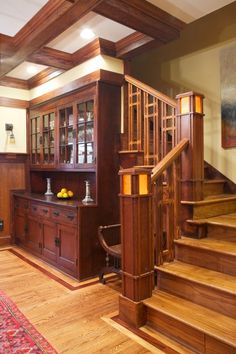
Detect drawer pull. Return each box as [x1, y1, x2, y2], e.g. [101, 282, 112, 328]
[67, 214, 75, 221]
[54, 237, 60, 247]
[42, 209, 48, 214]
[33, 206, 37, 211]
[53, 211, 60, 217]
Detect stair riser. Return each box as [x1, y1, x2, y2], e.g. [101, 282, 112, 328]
[207, 224, 236, 241]
[193, 200, 236, 219]
[146, 307, 236, 354]
[175, 244, 236, 276]
[146, 307, 204, 353]
[157, 271, 236, 319]
[203, 183, 225, 198]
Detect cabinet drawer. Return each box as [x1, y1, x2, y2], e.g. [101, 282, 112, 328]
[14, 198, 29, 215]
[51, 208, 77, 225]
[30, 203, 51, 218]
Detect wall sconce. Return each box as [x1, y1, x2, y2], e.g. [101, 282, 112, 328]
[5, 123, 16, 144]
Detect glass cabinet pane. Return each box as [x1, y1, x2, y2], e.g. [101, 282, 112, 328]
[31, 116, 41, 165]
[59, 106, 74, 165]
[76, 100, 94, 165]
[42, 112, 55, 164]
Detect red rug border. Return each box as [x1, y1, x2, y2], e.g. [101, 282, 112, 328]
[0, 289, 57, 353]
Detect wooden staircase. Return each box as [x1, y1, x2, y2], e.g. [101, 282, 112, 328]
[142, 177, 236, 353]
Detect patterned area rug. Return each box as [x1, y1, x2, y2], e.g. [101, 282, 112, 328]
[0, 290, 57, 353]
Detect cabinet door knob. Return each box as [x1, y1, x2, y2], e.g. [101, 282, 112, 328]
[67, 214, 74, 220]
[53, 211, 60, 216]
[42, 209, 48, 214]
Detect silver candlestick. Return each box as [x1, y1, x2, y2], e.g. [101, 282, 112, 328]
[82, 180, 94, 203]
[45, 178, 54, 196]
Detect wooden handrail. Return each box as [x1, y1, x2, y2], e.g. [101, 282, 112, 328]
[151, 138, 189, 182]
[125, 74, 176, 107]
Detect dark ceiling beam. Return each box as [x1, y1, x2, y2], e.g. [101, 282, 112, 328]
[28, 47, 73, 70]
[0, 0, 104, 78]
[116, 32, 160, 59]
[0, 34, 15, 57]
[94, 0, 185, 42]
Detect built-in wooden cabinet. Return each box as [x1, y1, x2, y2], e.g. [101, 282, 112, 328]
[13, 74, 122, 279]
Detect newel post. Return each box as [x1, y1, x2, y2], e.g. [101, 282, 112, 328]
[176, 92, 205, 201]
[118, 167, 154, 327]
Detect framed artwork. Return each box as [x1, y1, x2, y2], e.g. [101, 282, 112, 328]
[220, 45, 236, 149]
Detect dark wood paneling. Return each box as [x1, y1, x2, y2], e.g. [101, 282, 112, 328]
[0, 156, 27, 239]
[0, 97, 29, 109]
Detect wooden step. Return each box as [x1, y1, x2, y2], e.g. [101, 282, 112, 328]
[156, 260, 236, 319]
[181, 194, 236, 219]
[187, 213, 236, 240]
[203, 179, 225, 198]
[144, 290, 236, 353]
[175, 237, 236, 276]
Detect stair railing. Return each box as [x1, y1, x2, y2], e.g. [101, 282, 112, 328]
[118, 90, 205, 328]
[122, 75, 177, 165]
[151, 138, 189, 265]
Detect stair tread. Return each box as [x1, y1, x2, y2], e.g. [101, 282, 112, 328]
[186, 212, 236, 229]
[156, 260, 236, 294]
[181, 194, 236, 205]
[175, 236, 236, 255]
[144, 290, 236, 347]
[204, 179, 226, 184]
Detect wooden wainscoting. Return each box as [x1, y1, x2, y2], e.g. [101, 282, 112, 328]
[0, 153, 28, 245]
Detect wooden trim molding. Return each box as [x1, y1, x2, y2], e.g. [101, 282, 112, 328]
[28, 68, 65, 89]
[29, 69, 124, 107]
[0, 77, 29, 90]
[0, 153, 28, 163]
[0, 97, 29, 109]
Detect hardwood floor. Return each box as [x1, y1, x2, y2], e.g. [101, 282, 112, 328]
[0, 247, 159, 353]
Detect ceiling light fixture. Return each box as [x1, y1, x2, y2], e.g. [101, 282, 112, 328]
[80, 28, 95, 40]
[27, 65, 38, 75]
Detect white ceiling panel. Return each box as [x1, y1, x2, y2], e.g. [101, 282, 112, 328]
[0, 0, 48, 36]
[48, 12, 135, 54]
[6, 61, 48, 80]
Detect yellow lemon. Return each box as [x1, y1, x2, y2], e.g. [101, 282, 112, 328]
[62, 192, 68, 198]
[57, 192, 63, 198]
[61, 188, 67, 194]
[68, 190, 74, 197]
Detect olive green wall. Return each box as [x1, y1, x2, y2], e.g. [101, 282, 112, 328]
[130, 2, 236, 183]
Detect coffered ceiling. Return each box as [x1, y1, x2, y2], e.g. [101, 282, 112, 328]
[0, 0, 235, 87]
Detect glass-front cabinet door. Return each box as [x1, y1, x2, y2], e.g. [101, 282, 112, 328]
[76, 99, 95, 167]
[58, 105, 74, 168]
[30, 115, 41, 165]
[30, 110, 56, 168]
[42, 112, 55, 166]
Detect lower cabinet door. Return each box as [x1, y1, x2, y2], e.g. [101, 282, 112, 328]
[14, 214, 27, 244]
[57, 224, 77, 275]
[42, 220, 57, 263]
[27, 216, 42, 254]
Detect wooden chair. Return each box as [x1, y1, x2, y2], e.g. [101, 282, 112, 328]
[98, 224, 121, 283]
